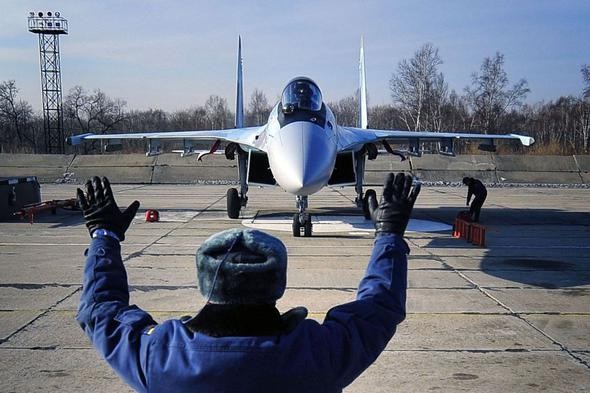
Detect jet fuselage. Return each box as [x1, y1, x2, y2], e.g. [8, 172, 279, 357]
[264, 80, 339, 196]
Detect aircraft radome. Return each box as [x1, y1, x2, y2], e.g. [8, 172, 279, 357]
[67, 37, 535, 237]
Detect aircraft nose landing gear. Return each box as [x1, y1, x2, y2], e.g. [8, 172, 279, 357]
[292, 195, 312, 237]
[292, 213, 312, 237]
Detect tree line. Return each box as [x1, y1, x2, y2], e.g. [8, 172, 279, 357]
[1, 44, 589, 155]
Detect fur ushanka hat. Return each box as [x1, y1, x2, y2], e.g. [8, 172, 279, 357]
[196, 228, 288, 305]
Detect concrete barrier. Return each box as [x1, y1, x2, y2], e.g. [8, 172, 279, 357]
[153, 166, 238, 183]
[494, 155, 579, 172]
[151, 154, 237, 183]
[494, 155, 582, 184]
[0, 154, 588, 185]
[574, 155, 590, 184]
[155, 153, 230, 167]
[574, 155, 590, 171]
[68, 154, 157, 183]
[0, 154, 74, 183]
[496, 171, 583, 184]
[408, 154, 497, 183]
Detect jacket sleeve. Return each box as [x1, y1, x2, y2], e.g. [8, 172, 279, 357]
[467, 185, 473, 204]
[76, 236, 156, 393]
[321, 233, 409, 389]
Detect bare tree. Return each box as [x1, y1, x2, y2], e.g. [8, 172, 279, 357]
[368, 104, 404, 130]
[441, 90, 470, 132]
[64, 86, 128, 135]
[127, 108, 169, 131]
[582, 64, 590, 101]
[389, 43, 447, 131]
[329, 92, 358, 127]
[464, 53, 529, 133]
[579, 65, 590, 151]
[246, 89, 271, 126]
[0, 80, 36, 152]
[426, 72, 448, 131]
[204, 95, 233, 129]
[63, 86, 128, 153]
[170, 107, 208, 130]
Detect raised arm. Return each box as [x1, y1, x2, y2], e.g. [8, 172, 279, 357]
[322, 173, 420, 389]
[75, 177, 155, 392]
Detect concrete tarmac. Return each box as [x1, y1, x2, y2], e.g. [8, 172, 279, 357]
[1, 183, 589, 392]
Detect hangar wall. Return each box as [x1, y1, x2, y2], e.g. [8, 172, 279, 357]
[0, 154, 588, 185]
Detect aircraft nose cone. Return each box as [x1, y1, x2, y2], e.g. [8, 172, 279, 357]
[268, 122, 336, 195]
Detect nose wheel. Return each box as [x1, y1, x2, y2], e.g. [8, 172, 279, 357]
[292, 213, 312, 237]
[293, 195, 312, 237]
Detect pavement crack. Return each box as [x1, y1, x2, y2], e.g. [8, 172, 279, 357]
[420, 244, 590, 371]
[0, 286, 81, 346]
[31, 345, 58, 351]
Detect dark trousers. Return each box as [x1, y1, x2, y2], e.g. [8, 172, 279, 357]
[469, 195, 487, 222]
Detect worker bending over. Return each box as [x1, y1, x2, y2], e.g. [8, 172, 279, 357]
[462, 176, 487, 222]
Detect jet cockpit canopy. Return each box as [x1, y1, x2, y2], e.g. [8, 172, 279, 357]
[281, 77, 322, 114]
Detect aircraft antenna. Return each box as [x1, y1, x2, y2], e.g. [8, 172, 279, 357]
[28, 11, 68, 153]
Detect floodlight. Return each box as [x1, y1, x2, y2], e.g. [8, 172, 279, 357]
[27, 9, 68, 153]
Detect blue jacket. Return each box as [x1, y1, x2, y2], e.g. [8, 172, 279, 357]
[77, 234, 409, 392]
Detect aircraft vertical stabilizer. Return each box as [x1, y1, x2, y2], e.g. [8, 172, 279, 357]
[358, 37, 368, 129]
[235, 36, 244, 128]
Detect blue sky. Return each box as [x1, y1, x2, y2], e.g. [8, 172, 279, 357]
[2, 0, 589, 112]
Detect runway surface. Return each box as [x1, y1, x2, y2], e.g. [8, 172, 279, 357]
[1, 183, 589, 392]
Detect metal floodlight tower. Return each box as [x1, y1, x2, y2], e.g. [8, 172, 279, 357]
[28, 11, 68, 154]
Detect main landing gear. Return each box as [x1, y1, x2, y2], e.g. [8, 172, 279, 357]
[292, 195, 312, 237]
[226, 147, 249, 219]
[226, 187, 248, 219]
[361, 189, 376, 220]
[353, 148, 376, 221]
[353, 167, 375, 220]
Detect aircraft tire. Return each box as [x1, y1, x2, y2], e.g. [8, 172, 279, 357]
[227, 188, 241, 219]
[363, 189, 376, 220]
[292, 214, 301, 237]
[303, 218, 312, 237]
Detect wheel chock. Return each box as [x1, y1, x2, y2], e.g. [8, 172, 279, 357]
[452, 213, 486, 247]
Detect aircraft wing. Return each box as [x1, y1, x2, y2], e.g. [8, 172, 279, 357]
[337, 126, 535, 152]
[66, 126, 267, 152]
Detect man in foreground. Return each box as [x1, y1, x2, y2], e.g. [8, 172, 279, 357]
[76, 173, 420, 392]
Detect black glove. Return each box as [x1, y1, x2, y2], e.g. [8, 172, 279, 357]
[77, 176, 140, 241]
[367, 172, 421, 236]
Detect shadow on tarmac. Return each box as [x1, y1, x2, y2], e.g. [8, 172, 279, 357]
[420, 206, 590, 289]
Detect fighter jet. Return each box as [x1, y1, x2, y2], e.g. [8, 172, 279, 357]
[67, 37, 535, 237]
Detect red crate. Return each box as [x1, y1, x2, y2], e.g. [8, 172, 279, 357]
[470, 223, 486, 247]
[453, 217, 471, 239]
